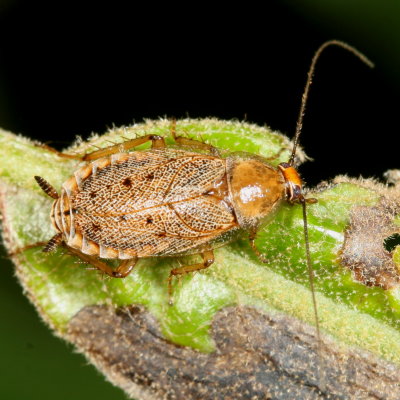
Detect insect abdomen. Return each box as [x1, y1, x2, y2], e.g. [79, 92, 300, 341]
[51, 190, 74, 244]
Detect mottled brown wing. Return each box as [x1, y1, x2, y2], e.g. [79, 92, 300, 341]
[72, 149, 237, 257]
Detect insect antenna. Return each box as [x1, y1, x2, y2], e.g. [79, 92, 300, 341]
[289, 40, 374, 166]
[289, 40, 374, 390]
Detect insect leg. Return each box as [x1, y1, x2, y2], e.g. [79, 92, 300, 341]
[263, 146, 290, 163]
[8, 241, 50, 256]
[43, 233, 64, 252]
[170, 119, 220, 155]
[168, 250, 215, 302]
[82, 135, 166, 161]
[67, 246, 138, 278]
[9, 233, 63, 256]
[38, 135, 166, 161]
[113, 258, 138, 278]
[34, 143, 84, 160]
[249, 230, 268, 263]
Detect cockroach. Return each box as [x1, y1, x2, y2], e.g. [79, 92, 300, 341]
[34, 40, 373, 347]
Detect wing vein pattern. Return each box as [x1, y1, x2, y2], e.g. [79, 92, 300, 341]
[72, 149, 237, 256]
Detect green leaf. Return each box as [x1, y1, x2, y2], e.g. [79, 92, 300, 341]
[1, 119, 400, 398]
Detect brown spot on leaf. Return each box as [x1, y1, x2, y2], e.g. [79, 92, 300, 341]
[341, 199, 400, 289]
[67, 305, 400, 400]
[384, 169, 400, 186]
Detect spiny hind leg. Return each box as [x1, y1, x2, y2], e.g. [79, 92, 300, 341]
[67, 247, 138, 278]
[170, 119, 220, 155]
[168, 250, 214, 304]
[8, 240, 51, 257]
[38, 135, 166, 162]
[39, 119, 217, 161]
[82, 135, 166, 161]
[9, 232, 63, 256]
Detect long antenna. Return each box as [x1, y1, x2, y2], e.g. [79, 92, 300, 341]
[289, 40, 374, 166]
[301, 199, 324, 388]
[286, 41, 374, 391]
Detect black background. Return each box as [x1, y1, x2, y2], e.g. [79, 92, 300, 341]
[0, 1, 398, 187]
[0, 1, 399, 399]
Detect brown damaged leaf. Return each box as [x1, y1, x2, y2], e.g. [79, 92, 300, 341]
[341, 196, 400, 289]
[384, 169, 400, 186]
[68, 304, 400, 400]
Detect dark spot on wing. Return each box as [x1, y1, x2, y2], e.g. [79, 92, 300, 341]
[122, 177, 132, 187]
[91, 224, 101, 232]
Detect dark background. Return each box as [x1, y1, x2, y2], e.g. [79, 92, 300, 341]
[0, 1, 399, 399]
[0, 1, 399, 185]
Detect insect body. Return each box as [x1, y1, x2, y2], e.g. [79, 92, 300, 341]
[34, 40, 372, 303]
[35, 133, 302, 291]
[29, 41, 375, 397]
